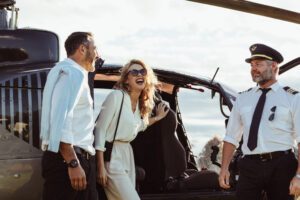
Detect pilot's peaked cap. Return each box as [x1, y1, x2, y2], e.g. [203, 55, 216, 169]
[245, 43, 283, 64]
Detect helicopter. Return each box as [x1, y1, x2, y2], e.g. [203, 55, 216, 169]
[0, 0, 300, 199]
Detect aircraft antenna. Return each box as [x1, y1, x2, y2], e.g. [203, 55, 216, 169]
[210, 67, 219, 84]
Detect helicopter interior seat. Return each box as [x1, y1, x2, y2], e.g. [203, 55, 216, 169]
[132, 116, 166, 193]
[132, 106, 220, 193]
[159, 108, 220, 192]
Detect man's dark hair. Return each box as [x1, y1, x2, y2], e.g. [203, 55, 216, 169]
[64, 32, 93, 57]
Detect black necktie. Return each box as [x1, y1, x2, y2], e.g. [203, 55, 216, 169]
[247, 88, 271, 151]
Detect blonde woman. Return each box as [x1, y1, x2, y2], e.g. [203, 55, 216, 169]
[95, 59, 169, 200]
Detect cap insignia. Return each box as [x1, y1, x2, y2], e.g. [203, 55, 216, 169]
[251, 45, 257, 52]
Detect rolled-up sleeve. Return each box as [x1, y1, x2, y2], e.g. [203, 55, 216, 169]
[223, 96, 243, 147]
[94, 91, 119, 151]
[292, 94, 300, 144]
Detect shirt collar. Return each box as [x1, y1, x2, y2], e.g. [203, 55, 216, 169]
[269, 81, 280, 92]
[123, 91, 140, 114]
[64, 58, 88, 76]
[254, 81, 280, 93]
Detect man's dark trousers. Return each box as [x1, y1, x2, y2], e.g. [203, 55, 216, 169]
[236, 151, 297, 200]
[42, 150, 97, 200]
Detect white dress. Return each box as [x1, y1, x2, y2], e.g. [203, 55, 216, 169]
[95, 90, 147, 200]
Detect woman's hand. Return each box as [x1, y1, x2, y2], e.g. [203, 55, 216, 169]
[148, 102, 169, 126]
[97, 165, 108, 187]
[96, 150, 108, 187]
[155, 102, 169, 121]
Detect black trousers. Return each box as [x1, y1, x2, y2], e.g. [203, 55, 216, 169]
[42, 151, 97, 200]
[236, 152, 297, 200]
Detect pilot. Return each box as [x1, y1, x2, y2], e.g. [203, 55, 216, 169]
[219, 43, 300, 199]
[40, 32, 99, 200]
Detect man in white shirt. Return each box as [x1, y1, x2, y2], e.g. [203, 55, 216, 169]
[40, 32, 99, 200]
[219, 43, 300, 199]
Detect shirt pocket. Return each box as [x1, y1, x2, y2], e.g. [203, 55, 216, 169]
[240, 106, 253, 127]
[275, 106, 290, 122]
[268, 106, 291, 130]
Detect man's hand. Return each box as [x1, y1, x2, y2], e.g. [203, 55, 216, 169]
[59, 142, 86, 191]
[291, 144, 300, 195]
[97, 165, 108, 187]
[68, 164, 87, 190]
[219, 141, 236, 189]
[289, 176, 300, 195]
[219, 168, 231, 189]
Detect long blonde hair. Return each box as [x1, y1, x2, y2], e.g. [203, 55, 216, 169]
[114, 59, 157, 122]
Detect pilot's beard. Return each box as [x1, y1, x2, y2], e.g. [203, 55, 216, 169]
[252, 66, 273, 86]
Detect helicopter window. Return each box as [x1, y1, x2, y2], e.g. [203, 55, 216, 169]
[0, 70, 45, 148]
[177, 88, 226, 159]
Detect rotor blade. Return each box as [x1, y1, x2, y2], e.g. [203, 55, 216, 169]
[187, 0, 300, 24]
[279, 57, 300, 75]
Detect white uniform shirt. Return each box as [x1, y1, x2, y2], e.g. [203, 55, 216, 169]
[224, 81, 300, 155]
[50, 59, 95, 155]
[94, 90, 147, 151]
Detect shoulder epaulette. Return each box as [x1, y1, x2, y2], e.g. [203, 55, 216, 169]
[283, 86, 299, 95]
[239, 87, 253, 94]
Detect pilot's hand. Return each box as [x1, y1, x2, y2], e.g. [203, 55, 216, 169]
[97, 165, 108, 187]
[155, 102, 169, 121]
[219, 168, 230, 189]
[289, 176, 300, 195]
[68, 164, 87, 190]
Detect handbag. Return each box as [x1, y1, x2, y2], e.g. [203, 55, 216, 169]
[103, 91, 124, 162]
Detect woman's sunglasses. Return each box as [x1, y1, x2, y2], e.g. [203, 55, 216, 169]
[128, 69, 147, 77]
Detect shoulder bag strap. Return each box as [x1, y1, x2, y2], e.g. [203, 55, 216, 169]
[111, 91, 124, 142]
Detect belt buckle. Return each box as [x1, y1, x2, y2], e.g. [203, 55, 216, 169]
[259, 154, 267, 162]
[260, 153, 272, 162]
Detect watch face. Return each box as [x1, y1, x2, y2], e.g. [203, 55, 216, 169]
[69, 159, 78, 168]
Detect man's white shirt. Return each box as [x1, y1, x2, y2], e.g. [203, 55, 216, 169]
[224, 81, 300, 155]
[41, 58, 95, 155]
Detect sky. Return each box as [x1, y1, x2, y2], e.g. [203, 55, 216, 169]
[16, 0, 300, 91]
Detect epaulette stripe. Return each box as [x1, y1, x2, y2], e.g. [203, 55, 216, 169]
[239, 88, 252, 94]
[283, 86, 299, 95]
[239, 87, 253, 94]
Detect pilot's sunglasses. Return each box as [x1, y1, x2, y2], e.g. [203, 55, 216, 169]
[268, 106, 276, 121]
[128, 69, 147, 76]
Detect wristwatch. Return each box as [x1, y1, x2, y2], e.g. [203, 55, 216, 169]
[67, 159, 79, 168]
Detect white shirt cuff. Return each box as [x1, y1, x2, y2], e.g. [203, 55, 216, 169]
[223, 135, 239, 148]
[295, 136, 300, 145]
[95, 145, 106, 152]
[60, 130, 73, 145]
